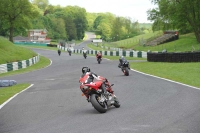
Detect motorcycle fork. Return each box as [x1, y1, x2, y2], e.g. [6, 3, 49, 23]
[98, 94, 107, 103]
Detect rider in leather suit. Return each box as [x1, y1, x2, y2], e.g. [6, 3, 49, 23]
[96, 52, 102, 59]
[118, 56, 130, 69]
[81, 67, 114, 94]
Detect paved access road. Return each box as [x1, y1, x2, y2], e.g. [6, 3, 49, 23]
[73, 31, 95, 50]
[1, 36, 200, 133]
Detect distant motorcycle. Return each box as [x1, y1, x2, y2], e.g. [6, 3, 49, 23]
[83, 53, 87, 59]
[97, 57, 102, 64]
[119, 62, 129, 76]
[83, 50, 87, 59]
[67, 47, 73, 56]
[58, 49, 61, 56]
[68, 49, 72, 56]
[96, 52, 102, 64]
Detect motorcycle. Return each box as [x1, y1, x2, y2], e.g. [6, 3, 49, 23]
[68, 51, 72, 56]
[58, 49, 61, 56]
[97, 56, 102, 64]
[83, 51, 87, 59]
[79, 75, 120, 113]
[119, 61, 129, 76]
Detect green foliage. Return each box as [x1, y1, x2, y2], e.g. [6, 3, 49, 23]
[109, 31, 163, 49]
[0, 84, 30, 104]
[100, 32, 200, 52]
[131, 61, 200, 88]
[31, 0, 49, 10]
[0, 55, 50, 77]
[0, 0, 40, 42]
[137, 33, 200, 52]
[148, 0, 200, 42]
[87, 13, 99, 31]
[0, 36, 37, 64]
[65, 17, 77, 41]
[51, 17, 67, 40]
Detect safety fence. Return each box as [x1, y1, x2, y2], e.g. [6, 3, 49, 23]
[0, 54, 40, 74]
[57, 45, 147, 58]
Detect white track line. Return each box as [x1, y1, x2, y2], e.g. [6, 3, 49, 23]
[131, 69, 200, 90]
[0, 84, 34, 110]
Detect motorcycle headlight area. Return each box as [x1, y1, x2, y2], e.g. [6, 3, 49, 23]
[83, 85, 90, 90]
[82, 85, 89, 90]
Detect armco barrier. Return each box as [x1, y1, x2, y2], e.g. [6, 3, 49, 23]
[57, 45, 147, 58]
[147, 52, 200, 62]
[0, 54, 40, 74]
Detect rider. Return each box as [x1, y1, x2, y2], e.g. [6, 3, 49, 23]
[82, 47, 87, 56]
[118, 56, 130, 69]
[68, 47, 72, 52]
[58, 49, 61, 56]
[81, 67, 114, 95]
[96, 51, 102, 59]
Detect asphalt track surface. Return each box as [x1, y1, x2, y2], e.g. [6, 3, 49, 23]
[1, 33, 200, 133]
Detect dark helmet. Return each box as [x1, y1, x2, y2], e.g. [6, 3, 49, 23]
[82, 67, 90, 74]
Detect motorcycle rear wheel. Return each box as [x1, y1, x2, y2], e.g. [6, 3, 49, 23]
[113, 100, 120, 108]
[125, 67, 129, 76]
[98, 59, 101, 64]
[90, 94, 107, 113]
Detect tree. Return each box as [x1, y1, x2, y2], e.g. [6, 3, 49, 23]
[92, 13, 115, 40]
[86, 13, 99, 31]
[0, 19, 9, 36]
[111, 17, 123, 41]
[73, 7, 88, 40]
[0, 0, 39, 42]
[31, 0, 49, 10]
[51, 17, 67, 40]
[65, 17, 76, 41]
[148, 0, 200, 42]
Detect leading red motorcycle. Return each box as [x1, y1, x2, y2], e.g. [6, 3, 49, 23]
[79, 67, 120, 113]
[96, 52, 102, 64]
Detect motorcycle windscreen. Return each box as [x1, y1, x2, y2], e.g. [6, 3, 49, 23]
[84, 80, 102, 90]
[79, 74, 89, 83]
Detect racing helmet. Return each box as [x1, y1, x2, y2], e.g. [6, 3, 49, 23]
[119, 56, 124, 61]
[82, 67, 90, 74]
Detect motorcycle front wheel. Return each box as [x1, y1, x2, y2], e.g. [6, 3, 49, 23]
[90, 94, 107, 113]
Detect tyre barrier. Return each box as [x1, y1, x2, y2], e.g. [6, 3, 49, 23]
[147, 52, 200, 62]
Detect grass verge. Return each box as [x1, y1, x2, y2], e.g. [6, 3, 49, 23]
[0, 55, 51, 78]
[130, 61, 200, 88]
[0, 55, 50, 106]
[0, 83, 30, 105]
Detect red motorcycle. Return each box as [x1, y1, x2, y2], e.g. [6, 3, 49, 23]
[79, 75, 120, 113]
[96, 53, 102, 64]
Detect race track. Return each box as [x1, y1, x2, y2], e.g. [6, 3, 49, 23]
[0, 34, 200, 133]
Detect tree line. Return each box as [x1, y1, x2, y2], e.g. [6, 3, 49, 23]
[0, 0, 151, 43]
[147, 0, 200, 42]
